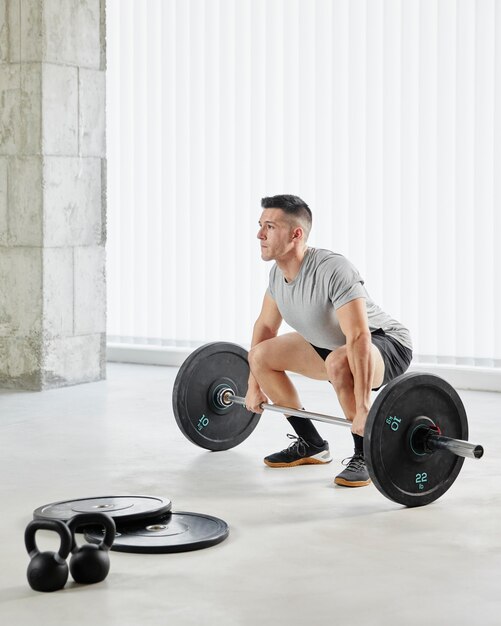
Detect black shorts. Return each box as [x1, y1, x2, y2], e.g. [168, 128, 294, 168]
[310, 329, 413, 391]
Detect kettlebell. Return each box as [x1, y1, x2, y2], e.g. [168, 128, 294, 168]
[25, 519, 72, 592]
[67, 513, 115, 584]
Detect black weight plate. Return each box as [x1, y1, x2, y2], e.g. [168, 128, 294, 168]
[84, 511, 229, 554]
[365, 372, 468, 507]
[33, 495, 172, 524]
[172, 342, 261, 451]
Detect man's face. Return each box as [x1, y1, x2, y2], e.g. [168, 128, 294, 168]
[257, 208, 296, 261]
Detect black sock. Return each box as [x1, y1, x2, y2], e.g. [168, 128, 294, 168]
[352, 433, 364, 456]
[287, 415, 324, 447]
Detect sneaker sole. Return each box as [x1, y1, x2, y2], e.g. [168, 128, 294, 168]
[264, 457, 332, 468]
[334, 477, 371, 487]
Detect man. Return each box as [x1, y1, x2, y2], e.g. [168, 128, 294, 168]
[244, 195, 412, 487]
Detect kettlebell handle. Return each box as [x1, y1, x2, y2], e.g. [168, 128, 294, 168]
[67, 513, 116, 552]
[25, 519, 72, 562]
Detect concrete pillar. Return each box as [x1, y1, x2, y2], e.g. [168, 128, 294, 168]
[0, 0, 106, 389]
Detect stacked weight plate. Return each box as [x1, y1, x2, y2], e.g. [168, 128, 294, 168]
[33, 495, 229, 554]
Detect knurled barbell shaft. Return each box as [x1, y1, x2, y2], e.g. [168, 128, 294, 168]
[224, 393, 484, 460]
[225, 393, 351, 427]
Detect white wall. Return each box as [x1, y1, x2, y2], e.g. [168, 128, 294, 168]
[106, 0, 501, 377]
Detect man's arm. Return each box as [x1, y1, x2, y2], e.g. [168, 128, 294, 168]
[244, 292, 283, 413]
[336, 298, 373, 434]
[247, 292, 283, 393]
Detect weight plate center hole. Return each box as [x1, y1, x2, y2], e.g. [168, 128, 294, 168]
[408, 417, 438, 457]
[209, 382, 236, 412]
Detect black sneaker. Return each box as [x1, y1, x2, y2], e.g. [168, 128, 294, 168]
[264, 434, 332, 468]
[334, 453, 371, 487]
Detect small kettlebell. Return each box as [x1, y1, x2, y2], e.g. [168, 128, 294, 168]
[25, 519, 72, 592]
[67, 513, 115, 585]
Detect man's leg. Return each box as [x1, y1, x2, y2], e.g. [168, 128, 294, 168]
[248, 332, 329, 401]
[324, 344, 384, 421]
[325, 344, 385, 486]
[248, 333, 332, 467]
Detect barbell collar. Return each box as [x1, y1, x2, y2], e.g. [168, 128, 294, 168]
[425, 433, 484, 460]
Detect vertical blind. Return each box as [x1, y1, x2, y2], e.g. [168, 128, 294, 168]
[106, 0, 501, 367]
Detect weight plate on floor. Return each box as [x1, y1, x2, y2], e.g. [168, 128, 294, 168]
[33, 495, 172, 524]
[84, 511, 229, 553]
[172, 342, 261, 451]
[365, 372, 468, 507]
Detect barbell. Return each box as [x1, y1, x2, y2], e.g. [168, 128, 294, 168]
[172, 342, 484, 507]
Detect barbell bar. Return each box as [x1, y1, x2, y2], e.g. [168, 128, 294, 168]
[219, 391, 484, 461]
[172, 341, 485, 507]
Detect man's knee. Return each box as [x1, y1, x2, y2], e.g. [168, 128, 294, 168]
[248, 341, 273, 373]
[325, 349, 352, 388]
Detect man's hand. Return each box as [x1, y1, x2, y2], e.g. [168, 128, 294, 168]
[351, 409, 369, 436]
[244, 387, 268, 414]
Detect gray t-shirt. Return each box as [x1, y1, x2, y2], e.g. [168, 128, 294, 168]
[268, 247, 412, 351]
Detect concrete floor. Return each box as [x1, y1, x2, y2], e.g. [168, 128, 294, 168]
[0, 362, 500, 625]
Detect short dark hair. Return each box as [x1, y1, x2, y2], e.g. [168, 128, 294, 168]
[260, 194, 312, 239]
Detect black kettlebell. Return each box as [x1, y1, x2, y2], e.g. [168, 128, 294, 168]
[67, 513, 115, 584]
[25, 519, 72, 592]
